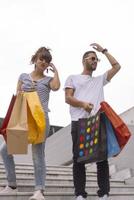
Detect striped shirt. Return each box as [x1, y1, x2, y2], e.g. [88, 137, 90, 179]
[19, 73, 52, 115]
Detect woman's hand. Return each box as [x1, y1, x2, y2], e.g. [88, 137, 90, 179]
[49, 63, 60, 91]
[48, 63, 58, 73]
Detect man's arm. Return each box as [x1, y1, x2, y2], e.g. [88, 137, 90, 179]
[65, 87, 93, 113]
[90, 43, 121, 81]
[102, 51, 121, 81]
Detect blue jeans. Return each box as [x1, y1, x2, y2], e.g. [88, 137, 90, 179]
[0, 117, 50, 191]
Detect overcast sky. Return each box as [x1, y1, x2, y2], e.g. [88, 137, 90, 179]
[0, 0, 134, 126]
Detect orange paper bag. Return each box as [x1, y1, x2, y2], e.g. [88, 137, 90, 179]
[101, 101, 131, 149]
[6, 93, 28, 154]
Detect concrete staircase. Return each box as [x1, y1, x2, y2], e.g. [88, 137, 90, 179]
[0, 162, 134, 200]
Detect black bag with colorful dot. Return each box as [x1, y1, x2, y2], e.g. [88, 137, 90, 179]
[77, 111, 107, 164]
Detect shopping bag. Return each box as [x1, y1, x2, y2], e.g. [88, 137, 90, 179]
[24, 91, 46, 144]
[0, 95, 16, 142]
[6, 93, 28, 154]
[101, 101, 131, 149]
[77, 111, 107, 164]
[103, 113, 121, 157]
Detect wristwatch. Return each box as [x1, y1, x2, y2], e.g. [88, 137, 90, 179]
[102, 48, 108, 54]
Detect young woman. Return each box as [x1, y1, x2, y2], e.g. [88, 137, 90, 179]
[0, 47, 60, 200]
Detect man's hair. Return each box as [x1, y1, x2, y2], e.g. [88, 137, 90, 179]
[82, 50, 97, 62]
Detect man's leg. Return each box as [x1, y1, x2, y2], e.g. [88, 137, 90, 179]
[96, 160, 110, 197]
[71, 121, 87, 198]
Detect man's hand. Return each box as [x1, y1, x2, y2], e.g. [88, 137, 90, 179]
[82, 102, 94, 113]
[90, 43, 104, 53]
[90, 42, 121, 81]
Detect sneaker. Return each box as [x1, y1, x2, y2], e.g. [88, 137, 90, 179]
[29, 190, 45, 200]
[0, 186, 18, 194]
[99, 194, 108, 200]
[76, 195, 86, 200]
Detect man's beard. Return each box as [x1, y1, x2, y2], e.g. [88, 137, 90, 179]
[86, 63, 96, 71]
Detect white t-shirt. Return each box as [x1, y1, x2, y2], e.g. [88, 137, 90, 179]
[64, 72, 109, 121]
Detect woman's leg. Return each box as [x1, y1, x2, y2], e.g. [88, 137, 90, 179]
[32, 142, 46, 191]
[32, 117, 50, 191]
[0, 142, 17, 187]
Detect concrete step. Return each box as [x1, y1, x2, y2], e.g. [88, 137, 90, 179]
[125, 176, 134, 184]
[0, 168, 97, 177]
[0, 162, 115, 171]
[0, 191, 134, 200]
[111, 168, 132, 180]
[0, 162, 73, 168]
[0, 175, 125, 185]
[0, 162, 117, 177]
[0, 162, 75, 172]
[0, 165, 93, 174]
[0, 162, 134, 199]
[0, 173, 98, 181]
[0, 182, 134, 193]
[0, 162, 122, 176]
[0, 164, 73, 172]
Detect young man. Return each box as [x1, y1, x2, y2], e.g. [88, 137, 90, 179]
[64, 43, 121, 200]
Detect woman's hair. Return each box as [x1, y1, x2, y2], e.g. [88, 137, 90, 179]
[31, 47, 52, 64]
